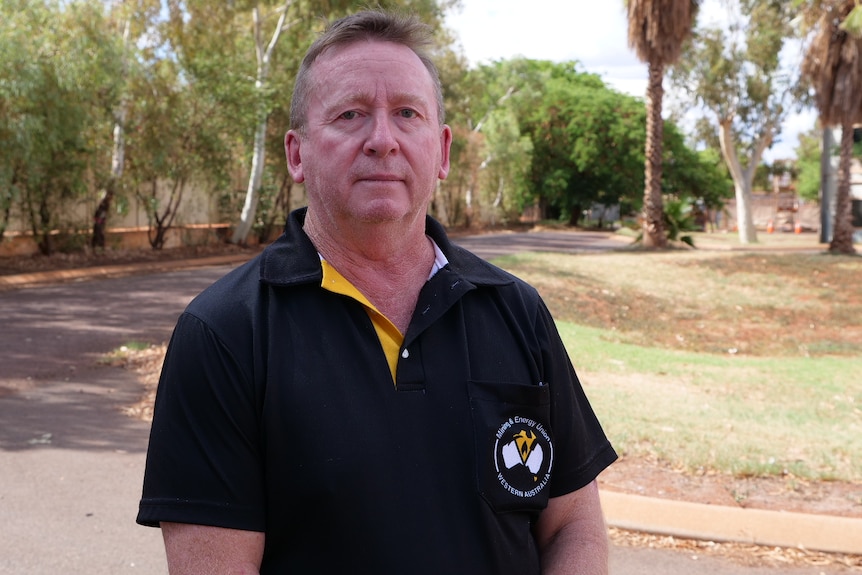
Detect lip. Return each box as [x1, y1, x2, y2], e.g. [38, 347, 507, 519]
[358, 174, 402, 181]
[355, 175, 404, 184]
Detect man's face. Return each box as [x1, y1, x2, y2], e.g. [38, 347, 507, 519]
[285, 40, 452, 231]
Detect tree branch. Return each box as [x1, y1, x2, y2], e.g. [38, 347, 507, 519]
[264, 0, 295, 63]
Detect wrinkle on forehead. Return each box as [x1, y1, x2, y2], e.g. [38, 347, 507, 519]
[310, 40, 438, 122]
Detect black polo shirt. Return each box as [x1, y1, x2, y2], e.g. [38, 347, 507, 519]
[138, 208, 617, 574]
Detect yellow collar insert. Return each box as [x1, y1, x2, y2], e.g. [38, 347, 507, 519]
[320, 260, 403, 384]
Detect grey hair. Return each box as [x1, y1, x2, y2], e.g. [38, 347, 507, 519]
[289, 10, 445, 133]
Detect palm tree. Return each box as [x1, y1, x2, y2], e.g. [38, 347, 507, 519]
[803, 0, 862, 255]
[626, 0, 699, 248]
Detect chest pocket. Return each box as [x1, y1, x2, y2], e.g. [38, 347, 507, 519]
[468, 380, 553, 514]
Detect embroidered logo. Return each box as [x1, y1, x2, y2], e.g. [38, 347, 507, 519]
[493, 416, 553, 498]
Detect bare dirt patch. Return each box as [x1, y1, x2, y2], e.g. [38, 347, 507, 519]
[601, 455, 862, 519]
[515, 251, 862, 358]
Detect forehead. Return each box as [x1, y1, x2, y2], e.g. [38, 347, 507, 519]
[308, 40, 437, 105]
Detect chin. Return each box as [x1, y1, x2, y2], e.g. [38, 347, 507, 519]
[352, 200, 415, 224]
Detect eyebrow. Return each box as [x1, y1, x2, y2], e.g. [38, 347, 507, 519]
[323, 90, 431, 117]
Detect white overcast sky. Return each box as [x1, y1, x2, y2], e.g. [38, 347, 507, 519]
[445, 0, 816, 161]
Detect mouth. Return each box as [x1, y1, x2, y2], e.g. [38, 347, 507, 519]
[357, 174, 403, 183]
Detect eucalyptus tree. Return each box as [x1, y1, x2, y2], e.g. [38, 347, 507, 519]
[446, 58, 544, 227]
[91, 0, 161, 249]
[160, 1, 329, 245]
[0, 4, 29, 240]
[123, 55, 233, 249]
[626, 0, 699, 248]
[672, 0, 797, 244]
[229, 0, 299, 245]
[428, 45, 472, 225]
[479, 107, 534, 224]
[161, 1, 455, 245]
[802, 0, 862, 255]
[0, 0, 121, 254]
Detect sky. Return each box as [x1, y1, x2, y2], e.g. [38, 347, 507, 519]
[445, 0, 817, 162]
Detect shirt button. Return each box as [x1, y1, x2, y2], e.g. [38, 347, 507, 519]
[401, 349, 410, 359]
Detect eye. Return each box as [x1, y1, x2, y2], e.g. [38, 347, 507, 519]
[398, 109, 418, 119]
[339, 110, 359, 120]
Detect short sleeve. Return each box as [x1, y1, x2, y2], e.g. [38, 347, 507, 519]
[535, 299, 617, 497]
[137, 312, 265, 531]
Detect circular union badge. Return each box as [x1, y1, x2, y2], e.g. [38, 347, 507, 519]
[493, 415, 553, 498]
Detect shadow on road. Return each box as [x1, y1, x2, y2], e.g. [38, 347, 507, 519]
[0, 265, 236, 454]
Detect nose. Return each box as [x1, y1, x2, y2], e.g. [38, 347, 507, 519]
[363, 113, 399, 157]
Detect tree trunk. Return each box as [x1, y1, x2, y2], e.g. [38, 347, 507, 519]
[830, 122, 857, 255]
[731, 179, 757, 243]
[93, 114, 127, 248]
[36, 195, 53, 256]
[820, 127, 836, 244]
[230, 2, 292, 245]
[231, 115, 267, 245]
[641, 58, 667, 248]
[717, 118, 770, 244]
[92, 19, 130, 250]
[91, 181, 114, 250]
[568, 204, 581, 227]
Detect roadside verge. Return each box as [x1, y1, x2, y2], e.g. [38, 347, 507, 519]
[602, 491, 862, 555]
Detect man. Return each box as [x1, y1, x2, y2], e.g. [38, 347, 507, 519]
[138, 10, 617, 574]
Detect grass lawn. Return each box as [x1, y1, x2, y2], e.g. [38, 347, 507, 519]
[492, 242, 862, 481]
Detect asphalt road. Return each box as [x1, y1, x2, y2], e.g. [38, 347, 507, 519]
[0, 231, 853, 574]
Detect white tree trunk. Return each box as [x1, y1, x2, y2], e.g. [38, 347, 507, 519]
[92, 18, 130, 249]
[230, 0, 293, 245]
[717, 118, 771, 244]
[232, 116, 268, 244]
[112, 18, 131, 181]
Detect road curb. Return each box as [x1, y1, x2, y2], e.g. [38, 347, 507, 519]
[601, 490, 862, 555]
[0, 254, 253, 291]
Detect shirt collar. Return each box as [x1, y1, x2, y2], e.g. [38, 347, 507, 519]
[259, 207, 514, 288]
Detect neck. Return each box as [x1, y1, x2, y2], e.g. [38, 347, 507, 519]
[304, 210, 434, 333]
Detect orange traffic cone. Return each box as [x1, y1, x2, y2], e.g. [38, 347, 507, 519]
[767, 220, 774, 234]
[794, 221, 802, 234]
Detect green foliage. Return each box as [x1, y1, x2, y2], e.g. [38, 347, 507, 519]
[662, 197, 699, 246]
[1, 0, 457, 245]
[519, 62, 646, 223]
[839, 4, 862, 36]
[0, 0, 122, 254]
[795, 127, 823, 201]
[447, 59, 731, 229]
[480, 107, 534, 223]
[0, 0, 769, 244]
[661, 132, 733, 210]
[672, 0, 796, 177]
[440, 57, 546, 225]
[125, 52, 234, 249]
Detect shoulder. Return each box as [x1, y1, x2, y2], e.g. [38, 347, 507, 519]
[425, 216, 538, 297]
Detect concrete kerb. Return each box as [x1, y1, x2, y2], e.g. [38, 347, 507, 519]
[601, 491, 862, 555]
[3, 250, 861, 558]
[0, 253, 254, 291]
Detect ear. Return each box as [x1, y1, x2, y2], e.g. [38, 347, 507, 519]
[437, 124, 453, 180]
[285, 130, 304, 183]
